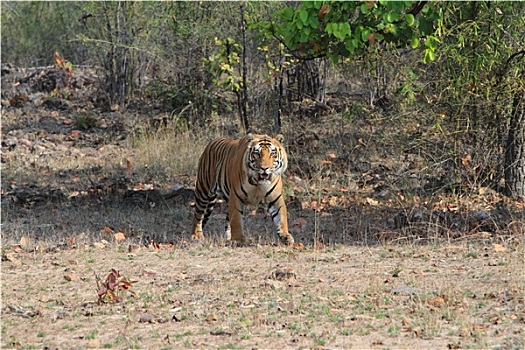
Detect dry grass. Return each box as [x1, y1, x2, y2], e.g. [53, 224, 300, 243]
[131, 122, 214, 181]
[2, 242, 523, 349]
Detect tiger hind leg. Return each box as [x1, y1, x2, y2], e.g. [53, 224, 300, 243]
[191, 193, 218, 240]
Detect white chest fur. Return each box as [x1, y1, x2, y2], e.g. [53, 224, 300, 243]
[242, 177, 279, 206]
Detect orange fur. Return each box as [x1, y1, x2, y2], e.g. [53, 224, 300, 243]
[191, 133, 294, 245]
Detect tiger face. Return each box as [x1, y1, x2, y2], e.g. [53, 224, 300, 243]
[246, 134, 287, 185]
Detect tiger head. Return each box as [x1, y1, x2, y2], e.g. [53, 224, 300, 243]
[245, 133, 287, 184]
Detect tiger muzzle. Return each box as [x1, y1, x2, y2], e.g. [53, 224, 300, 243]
[258, 167, 273, 181]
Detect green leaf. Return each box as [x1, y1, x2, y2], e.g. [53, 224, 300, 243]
[304, 26, 311, 36]
[411, 36, 419, 49]
[299, 9, 308, 25]
[345, 39, 357, 53]
[303, 1, 314, 9]
[340, 22, 351, 37]
[361, 28, 371, 42]
[423, 48, 435, 64]
[282, 7, 294, 21]
[299, 31, 309, 43]
[309, 16, 319, 29]
[424, 35, 440, 50]
[333, 29, 343, 40]
[326, 22, 333, 35]
[405, 14, 415, 26]
[352, 37, 360, 49]
[389, 12, 399, 22]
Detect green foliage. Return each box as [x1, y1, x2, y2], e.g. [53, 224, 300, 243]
[74, 115, 98, 130]
[256, 1, 443, 64]
[430, 1, 525, 190]
[1, 2, 86, 66]
[204, 38, 243, 92]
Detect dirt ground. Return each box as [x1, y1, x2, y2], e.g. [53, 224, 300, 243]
[2, 65, 524, 349]
[1, 241, 523, 349]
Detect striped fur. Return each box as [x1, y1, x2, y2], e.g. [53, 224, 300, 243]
[191, 133, 294, 245]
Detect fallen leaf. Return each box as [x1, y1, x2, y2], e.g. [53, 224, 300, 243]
[2, 252, 21, 266]
[66, 130, 81, 140]
[100, 226, 115, 235]
[428, 296, 445, 307]
[269, 268, 296, 281]
[318, 3, 330, 21]
[461, 154, 472, 166]
[366, 197, 379, 206]
[210, 329, 232, 336]
[120, 158, 134, 171]
[129, 244, 141, 253]
[206, 313, 218, 322]
[64, 273, 78, 281]
[292, 243, 305, 250]
[291, 217, 307, 231]
[114, 232, 126, 241]
[93, 241, 106, 249]
[471, 324, 489, 331]
[39, 295, 51, 302]
[492, 243, 506, 252]
[150, 241, 161, 252]
[368, 32, 376, 45]
[142, 270, 157, 277]
[278, 300, 295, 313]
[68, 191, 80, 199]
[264, 280, 283, 290]
[19, 236, 28, 248]
[489, 315, 501, 324]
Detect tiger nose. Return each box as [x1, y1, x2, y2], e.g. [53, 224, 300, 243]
[260, 166, 269, 172]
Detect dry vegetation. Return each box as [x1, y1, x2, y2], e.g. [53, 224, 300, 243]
[2, 240, 523, 349]
[1, 66, 524, 349]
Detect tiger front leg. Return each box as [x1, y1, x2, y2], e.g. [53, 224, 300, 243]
[228, 196, 246, 242]
[191, 219, 204, 240]
[268, 194, 295, 245]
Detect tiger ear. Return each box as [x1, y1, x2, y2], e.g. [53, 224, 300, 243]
[275, 134, 285, 143]
[247, 133, 254, 141]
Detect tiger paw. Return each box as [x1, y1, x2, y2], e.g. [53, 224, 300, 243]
[191, 232, 204, 240]
[279, 234, 295, 245]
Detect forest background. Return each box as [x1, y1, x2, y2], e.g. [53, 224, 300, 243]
[1, 2, 524, 349]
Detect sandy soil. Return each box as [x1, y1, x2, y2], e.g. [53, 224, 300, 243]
[2, 241, 523, 349]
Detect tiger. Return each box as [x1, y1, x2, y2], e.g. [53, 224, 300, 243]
[191, 133, 295, 245]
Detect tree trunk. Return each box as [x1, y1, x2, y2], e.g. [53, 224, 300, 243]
[504, 91, 525, 199]
[238, 4, 250, 133]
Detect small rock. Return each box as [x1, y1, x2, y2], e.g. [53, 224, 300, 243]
[139, 313, 155, 323]
[18, 138, 33, 148]
[264, 280, 283, 290]
[64, 273, 79, 282]
[269, 268, 297, 281]
[206, 313, 218, 322]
